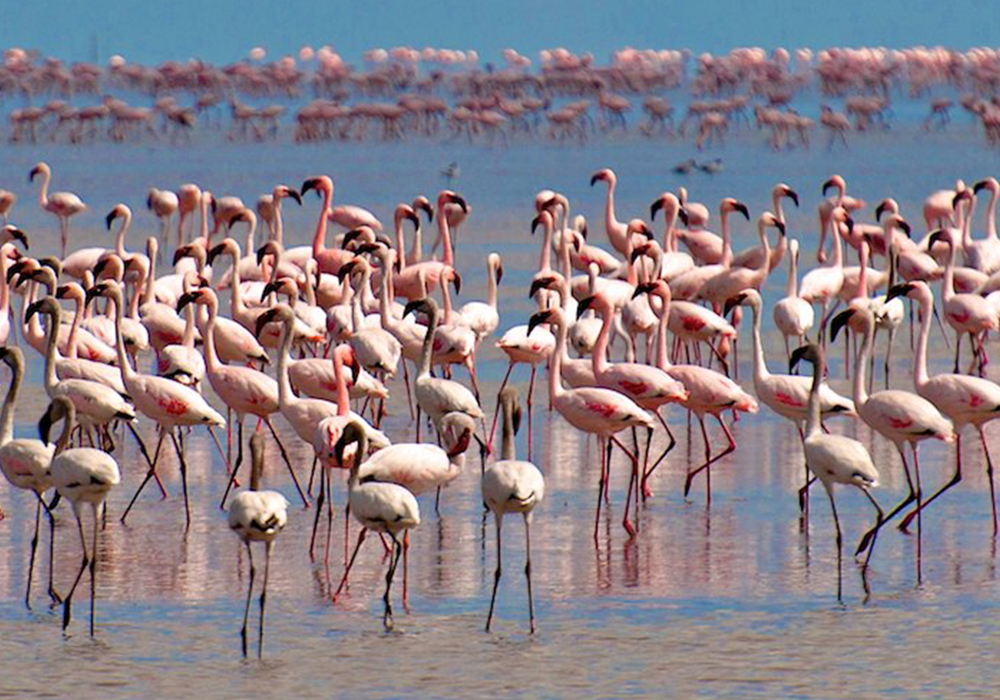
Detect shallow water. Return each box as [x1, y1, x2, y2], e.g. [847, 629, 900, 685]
[2, 121, 1000, 697]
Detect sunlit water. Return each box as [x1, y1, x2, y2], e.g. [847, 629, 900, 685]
[3, 120, 1000, 697]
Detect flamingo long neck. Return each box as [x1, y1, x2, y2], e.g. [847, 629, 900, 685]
[538, 217, 553, 274]
[66, 295, 83, 360]
[35, 169, 50, 209]
[276, 317, 295, 406]
[229, 247, 245, 312]
[654, 295, 672, 371]
[109, 291, 137, 383]
[198, 195, 210, 247]
[749, 299, 770, 385]
[440, 274, 455, 320]
[350, 274, 364, 333]
[548, 318, 566, 401]
[203, 298, 221, 372]
[914, 291, 932, 389]
[42, 309, 60, 392]
[500, 401, 516, 461]
[662, 204, 678, 253]
[987, 185, 998, 241]
[437, 205, 454, 267]
[273, 198, 284, 245]
[417, 303, 439, 378]
[303, 264, 318, 307]
[244, 221, 256, 258]
[941, 241, 956, 302]
[773, 192, 786, 224]
[961, 196, 975, 250]
[857, 244, 869, 299]
[332, 351, 350, 416]
[757, 220, 772, 274]
[805, 356, 823, 438]
[831, 219, 844, 269]
[140, 244, 156, 307]
[590, 303, 612, 377]
[853, 320, 872, 407]
[603, 178, 618, 242]
[786, 245, 799, 297]
[0, 356, 19, 446]
[114, 213, 130, 257]
[377, 255, 396, 328]
[625, 236, 638, 286]
[0, 253, 9, 314]
[487, 260, 499, 309]
[312, 185, 332, 256]
[395, 216, 408, 271]
[720, 210, 734, 268]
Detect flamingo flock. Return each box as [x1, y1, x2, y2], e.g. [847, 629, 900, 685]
[5, 159, 1000, 657]
[6, 44, 1000, 148]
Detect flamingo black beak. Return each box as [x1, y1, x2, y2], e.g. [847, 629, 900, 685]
[576, 295, 596, 319]
[207, 243, 226, 266]
[527, 310, 552, 337]
[650, 198, 664, 221]
[822, 178, 836, 196]
[336, 259, 358, 282]
[451, 271, 461, 295]
[786, 188, 800, 207]
[105, 210, 117, 230]
[875, 201, 888, 221]
[529, 276, 555, 299]
[830, 309, 855, 343]
[301, 178, 320, 196]
[886, 282, 915, 302]
[255, 308, 279, 337]
[261, 281, 282, 301]
[632, 282, 656, 299]
[447, 193, 468, 213]
[287, 189, 302, 205]
[723, 293, 746, 317]
[177, 291, 199, 313]
[734, 202, 750, 220]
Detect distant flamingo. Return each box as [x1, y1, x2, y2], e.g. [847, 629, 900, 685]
[29, 162, 86, 257]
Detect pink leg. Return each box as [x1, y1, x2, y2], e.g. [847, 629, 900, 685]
[610, 435, 639, 537]
[900, 429, 963, 532]
[683, 414, 736, 506]
[332, 528, 366, 602]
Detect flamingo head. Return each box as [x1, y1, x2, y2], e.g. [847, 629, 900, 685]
[789, 342, 823, 375]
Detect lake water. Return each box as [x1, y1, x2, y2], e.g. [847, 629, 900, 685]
[2, 115, 1000, 698]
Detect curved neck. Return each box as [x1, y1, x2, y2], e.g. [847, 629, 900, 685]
[941, 242, 956, 301]
[273, 199, 284, 245]
[805, 357, 823, 438]
[654, 295, 672, 370]
[786, 246, 799, 296]
[500, 403, 516, 461]
[831, 219, 843, 269]
[42, 309, 59, 391]
[757, 220, 772, 273]
[720, 210, 734, 268]
[332, 351, 350, 416]
[0, 358, 21, 445]
[661, 206, 678, 253]
[203, 298, 220, 371]
[66, 295, 83, 359]
[603, 179, 618, 237]
[538, 218, 553, 273]
[857, 244, 869, 299]
[395, 217, 408, 270]
[114, 213, 130, 256]
[590, 305, 612, 376]
[417, 304, 439, 377]
[486, 260, 499, 308]
[772, 193, 785, 224]
[108, 292, 136, 381]
[244, 222, 256, 258]
[548, 319, 566, 401]
[35, 169, 50, 208]
[228, 247, 245, 310]
[749, 300, 770, 384]
[437, 208, 454, 267]
[312, 186, 332, 256]
[0, 254, 8, 313]
[914, 291, 932, 388]
[276, 317, 294, 405]
[853, 321, 872, 407]
[988, 186, 998, 241]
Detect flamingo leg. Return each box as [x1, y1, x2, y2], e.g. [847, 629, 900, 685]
[332, 525, 366, 603]
[61, 515, 89, 632]
[309, 464, 325, 562]
[824, 485, 844, 603]
[169, 431, 191, 527]
[486, 514, 502, 632]
[856, 444, 915, 556]
[526, 364, 536, 461]
[524, 515, 536, 634]
[593, 438, 609, 541]
[643, 410, 676, 499]
[383, 534, 403, 630]
[41, 493, 60, 604]
[913, 444, 923, 584]
[25, 498, 41, 609]
[981, 426, 998, 537]
[88, 512, 98, 636]
[258, 540, 272, 658]
[900, 430, 963, 532]
[240, 542, 255, 657]
[610, 435, 639, 537]
[683, 414, 736, 504]
[120, 430, 167, 524]
[859, 487, 886, 571]
[126, 423, 167, 498]
[219, 418, 245, 509]
[264, 417, 308, 508]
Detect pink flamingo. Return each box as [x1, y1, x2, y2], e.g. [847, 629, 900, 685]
[177, 287, 307, 508]
[668, 198, 749, 301]
[88, 280, 225, 527]
[393, 190, 467, 300]
[577, 291, 688, 527]
[29, 162, 86, 258]
[830, 307, 954, 575]
[300, 176, 355, 277]
[772, 239, 814, 359]
[732, 183, 798, 270]
[589, 168, 630, 256]
[528, 306, 653, 539]
[637, 279, 758, 502]
[887, 280, 1000, 536]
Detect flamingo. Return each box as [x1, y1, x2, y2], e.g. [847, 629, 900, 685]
[637, 280, 758, 501]
[483, 387, 545, 634]
[0, 347, 60, 607]
[176, 183, 202, 246]
[147, 188, 179, 249]
[790, 344, 883, 601]
[460, 252, 503, 341]
[528, 306, 653, 538]
[773, 239, 815, 359]
[830, 307, 954, 575]
[885, 280, 1000, 536]
[648, 192, 695, 280]
[928, 228, 997, 373]
[0, 188, 16, 224]
[177, 287, 307, 508]
[28, 162, 86, 257]
[393, 190, 467, 300]
[40, 396, 121, 635]
[589, 168, 630, 256]
[668, 198, 749, 301]
[700, 212, 784, 308]
[800, 206, 851, 340]
[334, 419, 419, 631]
[403, 297, 484, 440]
[968, 177, 1000, 275]
[732, 183, 798, 270]
[300, 176, 363, 277]
[87, 280, 225, 526]
[726, 289, 855, 514]
[228, 432, 288, 658]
